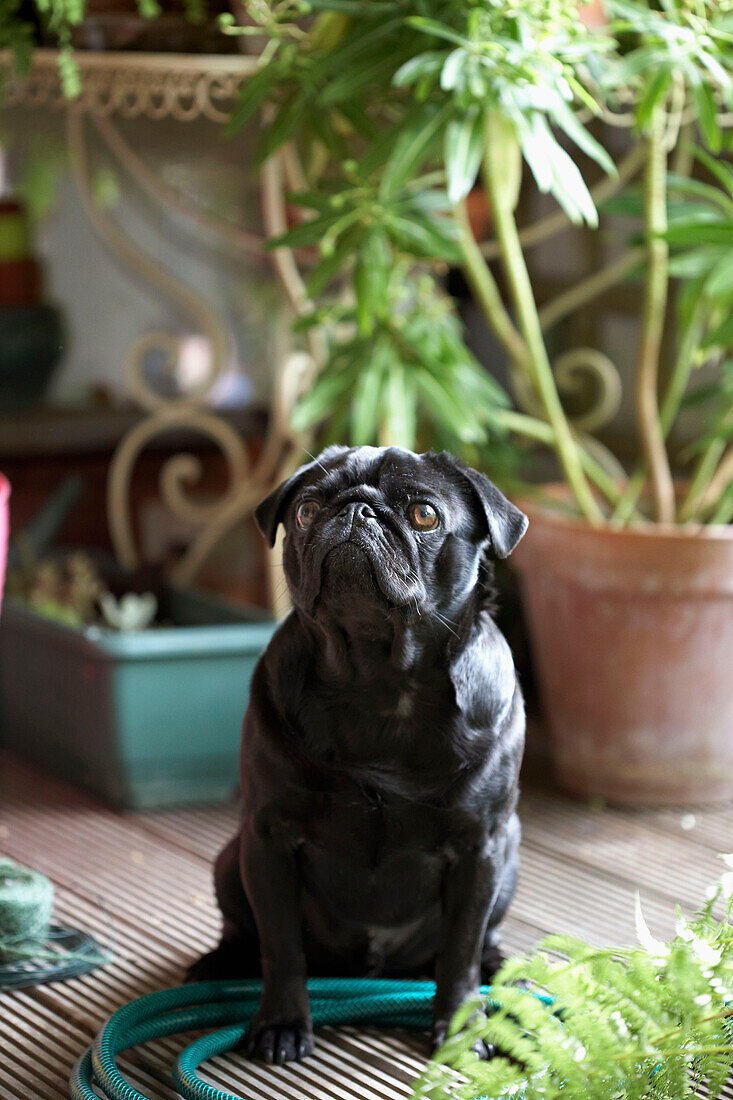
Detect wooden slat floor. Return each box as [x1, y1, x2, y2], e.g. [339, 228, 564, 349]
[1, 749, 731, 1100]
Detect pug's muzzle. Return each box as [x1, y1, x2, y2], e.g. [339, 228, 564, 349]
[298, 499, 426, 614]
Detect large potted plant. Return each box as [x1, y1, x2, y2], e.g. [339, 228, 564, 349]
[223, 0, 733, 805]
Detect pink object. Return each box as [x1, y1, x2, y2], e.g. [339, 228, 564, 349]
[0, 474, 9, 612]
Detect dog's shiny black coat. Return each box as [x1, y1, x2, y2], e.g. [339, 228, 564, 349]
[190, 446, 528, 1064]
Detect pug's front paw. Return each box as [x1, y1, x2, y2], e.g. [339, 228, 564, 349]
[431, 1021, 495, 1060]
[247, 1018, 314, 1065]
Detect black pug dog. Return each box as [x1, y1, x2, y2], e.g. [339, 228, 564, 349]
[189, 445, 528, 1065]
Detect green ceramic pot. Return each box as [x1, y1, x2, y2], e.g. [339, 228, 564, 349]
[0, 585, 277, 809]
[0, 304, 65, 412]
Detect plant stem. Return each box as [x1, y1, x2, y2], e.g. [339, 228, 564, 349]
[653, 1005, 733, 1045]
[611, 304, 706, 525]
[481, 111, 603, 524]
[499, 410, 633, 511]
[480, 143, 646, 260]
[538, 247, 644, 332]
[678, 406, 733, 522]
[710, 485, 733, 525]
[635, 103, 675, 524]
[694, 447, 733, 519]
[453, 200, 528, 372]
[678, 438, 728, 522]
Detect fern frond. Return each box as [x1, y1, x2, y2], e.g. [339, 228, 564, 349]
[413, 865, 733, 1100]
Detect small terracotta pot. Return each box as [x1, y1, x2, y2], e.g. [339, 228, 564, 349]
[512, 487, 733, 805]
[0, 258, 41, 306]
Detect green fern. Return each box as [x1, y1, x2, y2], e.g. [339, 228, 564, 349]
[414, 859, 733, 1100]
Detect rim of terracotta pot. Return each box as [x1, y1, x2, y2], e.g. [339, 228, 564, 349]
[515, 483, 733, 544]
[513, 483, 733, 595]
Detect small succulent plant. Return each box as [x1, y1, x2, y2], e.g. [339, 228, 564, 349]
[6, 552, 158, 632]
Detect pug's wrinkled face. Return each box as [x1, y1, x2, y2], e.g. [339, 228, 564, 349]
[255, 446, 527, 623]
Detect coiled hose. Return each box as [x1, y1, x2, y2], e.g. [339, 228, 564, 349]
[70, 977, 480, 1100]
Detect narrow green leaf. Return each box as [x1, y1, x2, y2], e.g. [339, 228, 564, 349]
[693, 82, 722, 154]
[706, 251, 733, 298]
[224, 64, 279, 137]
[306, 231, 359, 296]
[393, 51, 445, 88]
[664, 224, 733, 246]
[307, 0, 396, 11]
[380, 102, 450, 198]
[350, 346, 390, 445]
[291, 364, 356, 432]
[266, 211, 345, 251]
[255, 92, 307, 164]
[552, 98, 616, 177]
[444, 108, 484, 204]
[287, 191, 342, 216]
[321, 53, 404, 107]
[703, 314, 733, 350]
[635, 67, 671, 132]
[412, 369, 485, 443]
[666, 174, 733, 218]
[383, 363, 417, 448]
[311, 18, 403, 83]
[386, 213, 462, 262]
[694, 147, 733, 201]
[354, 230, 391, 335]
[406, 16, 470, 48]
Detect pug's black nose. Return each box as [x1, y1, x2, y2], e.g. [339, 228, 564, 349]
[342, 501, 377, 525]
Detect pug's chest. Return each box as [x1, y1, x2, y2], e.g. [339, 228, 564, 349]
[294, 774, 471, 877]
[302, 675, 461, 761]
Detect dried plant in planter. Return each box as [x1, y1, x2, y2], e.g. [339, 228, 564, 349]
[6, 551, 157, 631]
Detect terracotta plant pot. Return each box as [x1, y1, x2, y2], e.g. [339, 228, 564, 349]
[512, 488, 733, 805]
[0, 258, 41, 306]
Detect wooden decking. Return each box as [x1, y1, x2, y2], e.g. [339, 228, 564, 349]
[1, 750, 732, 1100]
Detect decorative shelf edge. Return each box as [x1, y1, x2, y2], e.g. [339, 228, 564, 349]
[1, 48, 259, 122]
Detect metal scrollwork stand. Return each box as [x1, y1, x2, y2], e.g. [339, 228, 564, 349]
[4, 49, 317, 617]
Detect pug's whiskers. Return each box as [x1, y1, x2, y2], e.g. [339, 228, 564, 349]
[432, 611, 460, 639]
[303, 448, 328, 475]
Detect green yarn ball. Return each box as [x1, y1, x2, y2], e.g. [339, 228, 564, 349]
[0, 859, 54, 962]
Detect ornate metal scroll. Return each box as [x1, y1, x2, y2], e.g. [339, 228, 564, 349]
[2, 48, 260, 123]
[5, 49, 317, 610]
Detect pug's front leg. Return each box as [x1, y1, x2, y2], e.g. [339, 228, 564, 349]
[240, 829, 313, 1065]
[432, 836, 507, 1056]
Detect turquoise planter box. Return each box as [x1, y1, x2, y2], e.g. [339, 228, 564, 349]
[0, 588, 277, 809]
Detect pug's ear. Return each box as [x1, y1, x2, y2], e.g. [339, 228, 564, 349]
[435, 454, 528, 558]
[254, 446, 349, 547]
[461, 466, 528, 558]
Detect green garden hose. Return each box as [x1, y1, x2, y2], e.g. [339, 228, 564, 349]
[70, 977, 482, 1100]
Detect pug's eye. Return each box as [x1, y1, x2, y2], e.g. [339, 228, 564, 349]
[296, 499, 321, 530]
[407, 502, 439, 531]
